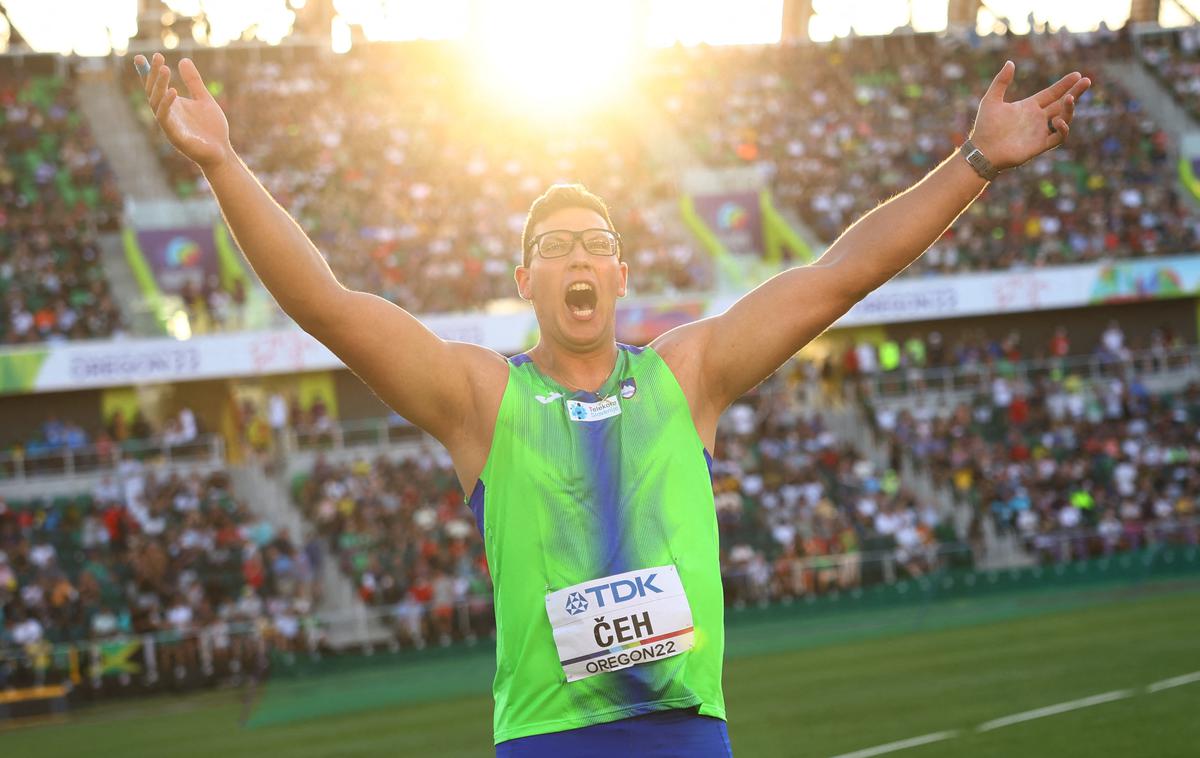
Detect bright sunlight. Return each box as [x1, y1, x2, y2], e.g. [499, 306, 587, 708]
[469, 0, 639, 118]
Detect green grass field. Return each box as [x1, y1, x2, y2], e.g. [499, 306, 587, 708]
[3, 576, 1198, 757]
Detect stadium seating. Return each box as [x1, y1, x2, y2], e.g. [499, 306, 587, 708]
[129, 48, 713, 319]
[290, 449, 490, 646]
[6, 25, 1199, 714]
[124, 33, 1200, 321]
[654, 31, 1200, 274]
[713, 367, 961, 605]
[1139, 26, 1200, 122]
[0, 467, 315, 659]
[1, 72, 125, 345]
[859, 346, 1200, 563]
[834, 320, 1188, 382]
[289, 360, 962, 646]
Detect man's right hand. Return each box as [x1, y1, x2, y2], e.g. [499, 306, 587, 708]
[135, 53, 232, 171]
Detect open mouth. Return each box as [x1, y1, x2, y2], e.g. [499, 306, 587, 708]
[565, 282, 597, 320]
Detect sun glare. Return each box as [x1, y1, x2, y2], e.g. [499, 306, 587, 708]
[0, 1, 1193, 59]
[471, 0, 637, 119]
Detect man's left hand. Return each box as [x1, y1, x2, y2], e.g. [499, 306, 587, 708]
[969, 60, 1092, 171]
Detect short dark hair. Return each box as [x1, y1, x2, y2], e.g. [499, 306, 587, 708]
[521, 183, 617, 267]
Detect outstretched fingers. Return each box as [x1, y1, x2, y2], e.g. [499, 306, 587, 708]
[1035, 71, 1083, 108]
[1068, 76, 1092, 102]
[1049, 115, 1069, 145]
[156, 88, 179, 122]
[983, 60, 1016, 103]
[139, 52, 165, 97]
[179, 58, 213, 102]
[149, 64, 171, 112]
[1043, 93, 1073, 146]
[1044, 71, 1091, 147]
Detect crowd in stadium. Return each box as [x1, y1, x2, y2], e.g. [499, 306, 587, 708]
[865, 355, 1200, 563]
[833, 320, 1189, 380]
[657, 29, 1200, 275]
[2, 18, 1199, 702]
[0, 465, 317, 665]
[116, 29, 1200, 329]
[6, 28, 1200, 346]
[176, 273, 249, 335]
[5, 312, 1196, 657]
[234, 391, 346, 464]
[287, 358, 958, 647]
[291, 449, 488, 645]
[128, 50, 713, 319]
[1139, 26, 1200, 121]
[713, 363, 957, 606]
[1, 72, 125, 346]
[2, 407, 212, 477]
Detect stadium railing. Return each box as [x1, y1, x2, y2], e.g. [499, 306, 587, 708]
[1019, 515, 1199, 563]
[851, 345, 1200, 399]
[279, 416, 424, 455]
[0, 433, 225, 482]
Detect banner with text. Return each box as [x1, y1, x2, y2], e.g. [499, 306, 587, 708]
[2, 254, 1199, 395]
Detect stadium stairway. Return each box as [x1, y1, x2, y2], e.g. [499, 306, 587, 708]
[1103, 60, 1199, 145]
[74, 62, 175, 200]
[772, 202, 825, 263]
[857, 356, 1200, 570]
[1102, 59, 1200, 210]
[626, 92, 825, 289]
[228, 463, 393, 649]
[75, 62, 184, 334]
[816, 385, 987, 565]
[96, 230, 158, 335]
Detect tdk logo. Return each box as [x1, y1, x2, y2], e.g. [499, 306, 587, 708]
[582, 573, 662, 608]
[564, 591, 589, 615]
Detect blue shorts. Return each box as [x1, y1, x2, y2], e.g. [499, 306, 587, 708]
[495, 707, 732, 757]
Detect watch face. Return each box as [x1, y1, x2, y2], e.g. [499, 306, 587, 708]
[964, 147, 993, 178]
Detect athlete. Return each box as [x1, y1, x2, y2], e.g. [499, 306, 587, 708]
[134, 52, 1089, 756]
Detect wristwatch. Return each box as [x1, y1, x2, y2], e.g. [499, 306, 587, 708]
[959, 138, 1000, 182]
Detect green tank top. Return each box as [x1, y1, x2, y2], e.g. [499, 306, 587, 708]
[467, 344, 726, 743]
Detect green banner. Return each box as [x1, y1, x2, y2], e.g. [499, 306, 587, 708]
[0, 347, 49, 393]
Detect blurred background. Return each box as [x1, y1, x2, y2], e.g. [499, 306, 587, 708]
[0, 1, 1198, 756]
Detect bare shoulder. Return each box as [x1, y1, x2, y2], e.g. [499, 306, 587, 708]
[649, 318, 720, 449]
[650, 319, 710, 388]
[441, 341, 510, 489]
[447, 341, 510, 428]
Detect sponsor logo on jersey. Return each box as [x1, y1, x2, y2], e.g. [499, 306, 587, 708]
[535, 392, 564, 405]
[565, 396, 621, 422]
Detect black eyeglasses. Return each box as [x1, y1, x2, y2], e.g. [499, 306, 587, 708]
[527, 228, 621, 260]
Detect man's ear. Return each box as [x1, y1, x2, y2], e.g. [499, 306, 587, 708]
[515, 265, 532, 301]
[617, 260, 629, 298]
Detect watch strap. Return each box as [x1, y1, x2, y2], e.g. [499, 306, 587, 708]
[960, 138, 1000, 182]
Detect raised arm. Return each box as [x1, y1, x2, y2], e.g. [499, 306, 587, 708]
[133, 54, 505, 449]
[658, 61, 1091, 420]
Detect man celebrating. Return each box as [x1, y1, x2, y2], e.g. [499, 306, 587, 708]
[134, 52, 1088, 756]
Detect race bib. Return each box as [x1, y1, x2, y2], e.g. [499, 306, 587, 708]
[545, 565, 695, 682]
